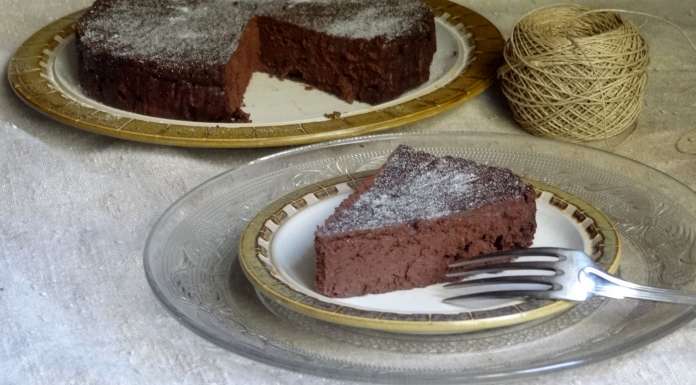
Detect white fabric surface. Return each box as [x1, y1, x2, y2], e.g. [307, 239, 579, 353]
[2, 1, 696, 384]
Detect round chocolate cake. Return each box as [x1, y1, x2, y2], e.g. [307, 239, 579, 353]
[75, 0, 436, 122]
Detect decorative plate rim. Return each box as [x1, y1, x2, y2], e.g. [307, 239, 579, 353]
[7, 0, 504, 148]
[239, 171, 622, 334]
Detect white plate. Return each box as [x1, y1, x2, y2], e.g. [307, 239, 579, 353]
[240, 171, 619, 334]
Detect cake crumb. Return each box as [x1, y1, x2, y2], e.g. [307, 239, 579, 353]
[324, 111, 342, 119]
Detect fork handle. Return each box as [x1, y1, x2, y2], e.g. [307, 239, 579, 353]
[584, 267, 696, 305]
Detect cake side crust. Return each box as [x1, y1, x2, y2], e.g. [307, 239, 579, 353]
[76, 40, 233, 121]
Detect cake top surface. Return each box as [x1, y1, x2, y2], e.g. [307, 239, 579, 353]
[319, 145, 531, 235]
[76, 0, 432, 77]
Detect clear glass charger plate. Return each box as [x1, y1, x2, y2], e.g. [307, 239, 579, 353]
[144, 132, 696, 384]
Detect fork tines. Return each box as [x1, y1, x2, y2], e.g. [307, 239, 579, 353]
[442, 248, 568, 304]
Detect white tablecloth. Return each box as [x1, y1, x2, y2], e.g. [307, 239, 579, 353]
[2, 1, 696, 384]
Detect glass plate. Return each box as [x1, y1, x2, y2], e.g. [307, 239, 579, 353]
[144, 132, 696, 384]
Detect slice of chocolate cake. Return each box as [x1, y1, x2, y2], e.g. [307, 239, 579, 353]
[314, 145, 537, 298]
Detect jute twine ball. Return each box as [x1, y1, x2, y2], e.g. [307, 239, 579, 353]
[498, 5, 649, 141]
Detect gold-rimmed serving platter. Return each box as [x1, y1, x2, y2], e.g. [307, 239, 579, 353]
[8, 1, 504, 148]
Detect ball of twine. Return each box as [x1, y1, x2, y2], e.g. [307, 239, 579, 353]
[498, 5, 649, 141]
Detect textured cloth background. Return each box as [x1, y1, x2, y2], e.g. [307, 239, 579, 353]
[2, 1, 696, 384]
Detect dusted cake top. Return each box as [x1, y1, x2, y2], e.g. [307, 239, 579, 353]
[320, 145, 530, 235]
[76, 0, 432, 79]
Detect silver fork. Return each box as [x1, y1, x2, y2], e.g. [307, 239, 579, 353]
[443, 247, 696, 306]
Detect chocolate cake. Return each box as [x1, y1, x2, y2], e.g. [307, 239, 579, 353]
[75, 0, 436, 122]
[314, 146, 537, 298]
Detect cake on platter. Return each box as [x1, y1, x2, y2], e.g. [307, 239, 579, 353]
[75, 0, 436, 122]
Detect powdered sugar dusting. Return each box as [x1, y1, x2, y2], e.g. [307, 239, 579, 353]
[76, 0, 432, 79]
[286, 0, 428, 40]
[319, 146, 529, 235]
[76, 0, 255, 80]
